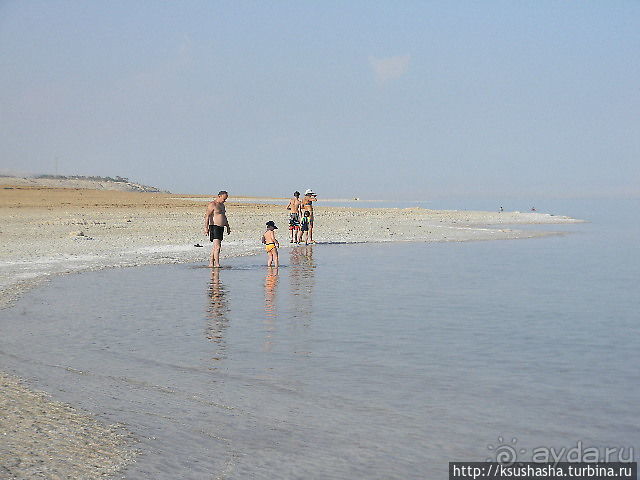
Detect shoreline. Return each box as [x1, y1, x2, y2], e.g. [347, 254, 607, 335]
[0, 185, 584, 310]
[0, 185, 584, 479]
[0, 372, 138, 480]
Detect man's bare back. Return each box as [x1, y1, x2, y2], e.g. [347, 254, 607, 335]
[286, 192, 302, 243]
[287, 196, 302, 215]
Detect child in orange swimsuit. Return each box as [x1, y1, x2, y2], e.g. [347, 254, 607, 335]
[261, 221, 280, 267]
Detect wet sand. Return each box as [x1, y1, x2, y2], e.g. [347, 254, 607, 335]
[0, 184, 583, 479]
[0, 372, 137, 480]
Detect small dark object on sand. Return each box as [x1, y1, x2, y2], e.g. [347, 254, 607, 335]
[194, 244, 203, 247]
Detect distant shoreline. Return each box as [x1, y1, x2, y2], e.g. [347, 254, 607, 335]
[0, 175, 165, 193]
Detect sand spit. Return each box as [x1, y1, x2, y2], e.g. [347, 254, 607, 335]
[0, 185, 583, 310]
[0, 184, 584, 479]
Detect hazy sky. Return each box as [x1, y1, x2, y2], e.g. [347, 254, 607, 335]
[1, 1, 638, 198]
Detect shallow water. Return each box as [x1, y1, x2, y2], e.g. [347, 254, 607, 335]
[0, 198, 638, 479]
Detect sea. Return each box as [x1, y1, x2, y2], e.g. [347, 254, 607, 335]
[0, 196, 638, 479]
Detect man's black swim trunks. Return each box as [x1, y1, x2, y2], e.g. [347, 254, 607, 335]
[209, 225, 225, 241]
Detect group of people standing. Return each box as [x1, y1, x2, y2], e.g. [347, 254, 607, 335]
[203, 189, 318, 269]
[286, 189, 317, 245]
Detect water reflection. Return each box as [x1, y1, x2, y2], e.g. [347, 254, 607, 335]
[203, 251, 317, 362]
[205, 268, 229, 363]
[289, 246, 316, 326]
[263, 267, 279, 352]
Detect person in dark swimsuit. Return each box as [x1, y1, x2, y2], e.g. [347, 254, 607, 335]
[203, 191, 231, 268]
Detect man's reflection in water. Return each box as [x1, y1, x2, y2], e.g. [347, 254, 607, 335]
[206, 268, 229, 364]
[289, 245, 316, 327]
[263, 267, 279, 352]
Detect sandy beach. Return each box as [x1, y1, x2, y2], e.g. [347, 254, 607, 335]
[0, 182, 583, 479]
[0, 183, 583, 310]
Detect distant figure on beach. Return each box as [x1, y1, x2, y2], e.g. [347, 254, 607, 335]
[531, 206, 536, 212]
[300, 211, 311, 245]
[286, 191, 302, 244]
[262, 221, 280, 267]
[204, 191, 231, 268]
[301, 189, 317, 243]
[500, 206, 504, 213]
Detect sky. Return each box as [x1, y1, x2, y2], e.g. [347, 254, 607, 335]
[1, 1, 638, 198]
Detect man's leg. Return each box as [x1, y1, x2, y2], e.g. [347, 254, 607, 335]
[212, 239, 222, 267]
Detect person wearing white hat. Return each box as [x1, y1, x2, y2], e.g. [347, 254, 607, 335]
[301, 189, 317, 243]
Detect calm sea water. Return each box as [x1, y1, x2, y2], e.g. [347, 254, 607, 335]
[0, 197, 638, 479]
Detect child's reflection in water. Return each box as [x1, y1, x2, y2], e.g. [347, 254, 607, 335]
[263, 267, 279, 352]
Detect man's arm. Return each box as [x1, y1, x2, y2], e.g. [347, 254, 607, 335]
[204, 203, 214, 234]
[221, 211, 231, 233]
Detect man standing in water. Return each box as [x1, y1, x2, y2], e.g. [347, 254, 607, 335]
[286, 191, 302, 243]
[301, 189, 317, 243]
[204, 191, 231, 268]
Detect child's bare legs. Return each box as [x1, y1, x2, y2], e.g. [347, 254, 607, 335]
[309, 218, 315, 243]
[267, 249, 278, 267]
